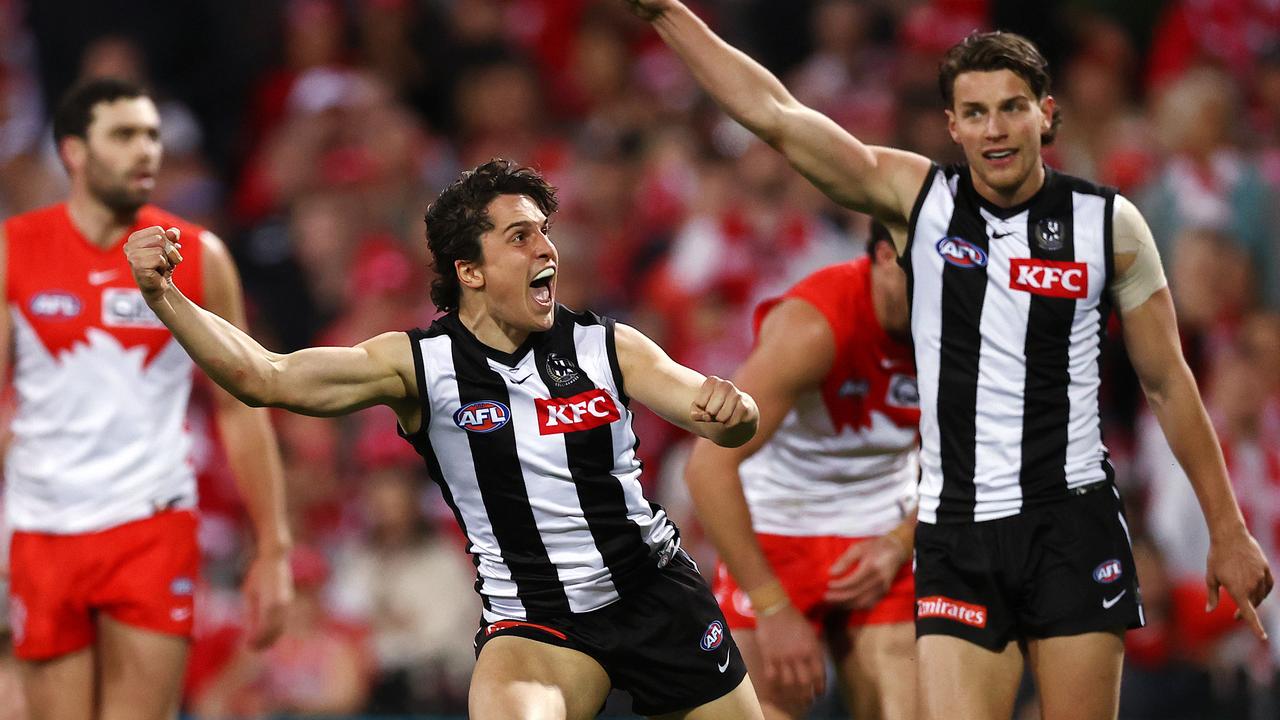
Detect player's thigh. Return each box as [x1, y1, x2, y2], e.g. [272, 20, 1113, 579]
[95, 614, 189, 720]
[835, 621, 916, 720]
[729, 628, 809, 720]
[470, 634, 612, 720]
[917, 634, 1022, 720]
[18, 648, 95, 720]
[1026, 630, 1124, 720]
[649, 675, 765, 720]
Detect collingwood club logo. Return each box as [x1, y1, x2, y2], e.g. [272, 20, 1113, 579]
[544, 353, 581, 387]
[1034, 218, 1063, 251]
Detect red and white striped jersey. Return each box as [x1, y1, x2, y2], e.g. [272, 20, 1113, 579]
[739, 258, 920, 537]
[4, 204, 206, 533]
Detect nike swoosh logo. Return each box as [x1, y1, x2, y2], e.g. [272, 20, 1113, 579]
[991, 230, 1014, 239]
[511, 374, 533, 384]
[1102, 590, 1127, 609]
[718, 645, 732, 673]
[88, 269, 119, 285]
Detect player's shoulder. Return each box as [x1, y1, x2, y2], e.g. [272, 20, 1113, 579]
[790, 257, 869, 304]
[4, 203, 68, 235]
[1049, 166, 1116, 200]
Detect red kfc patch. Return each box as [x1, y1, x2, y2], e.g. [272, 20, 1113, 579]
[536, 389, 620, 435]
[1009, 258, 1088, 299]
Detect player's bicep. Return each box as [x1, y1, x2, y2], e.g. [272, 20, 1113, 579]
[1110, 196, 1167, 312]
[267, 332, 416, 417]
[614, 322, 706, 433]
[774, 106, 929, 223]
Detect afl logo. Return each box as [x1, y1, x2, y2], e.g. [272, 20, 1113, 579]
[453, 401, 511, 433]
[1093, 559, 1123, 584]
[29, 292, 82, 319]
[936, 236, 988, 268]
[700, 620, 725, 651]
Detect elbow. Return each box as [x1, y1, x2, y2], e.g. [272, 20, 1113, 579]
[224, 361, 279, 409]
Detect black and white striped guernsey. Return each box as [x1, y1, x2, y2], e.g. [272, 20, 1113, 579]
[398, 307, 678, 622]
[904, 164, 1116, 524]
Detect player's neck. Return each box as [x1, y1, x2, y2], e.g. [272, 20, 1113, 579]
[970, 162, 1045, 209]
[66, 190, 137, 249]
[458, 303, 530, 354]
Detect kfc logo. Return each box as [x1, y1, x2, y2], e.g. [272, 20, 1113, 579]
[536, 389, 620, 434]
[916, 595, 988, 628]
[1009, 258, 1088, 299]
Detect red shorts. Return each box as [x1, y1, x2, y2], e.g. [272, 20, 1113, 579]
[7, 510, 200, 660]
[713, 533, 914, 631]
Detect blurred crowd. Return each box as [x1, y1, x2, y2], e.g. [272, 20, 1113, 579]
[1, 0, 1279, 717]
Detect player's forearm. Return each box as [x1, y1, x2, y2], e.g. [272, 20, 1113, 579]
[145, 285, 282, 407]
[216, 402, 292, 554]
[649, 2, 795, 143]
[685, 441, 778, 598]
[1144, 365, 1248, 537]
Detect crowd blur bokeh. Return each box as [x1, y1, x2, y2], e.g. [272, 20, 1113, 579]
[1, 0, 1279, 718]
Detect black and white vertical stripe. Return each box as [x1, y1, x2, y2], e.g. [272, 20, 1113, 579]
[906, 165, 1114, 524]
[399, 309, 676, 621]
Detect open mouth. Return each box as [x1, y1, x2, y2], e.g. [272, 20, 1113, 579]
[530, 266, 555, 307]
[983, 148, 1017, 162]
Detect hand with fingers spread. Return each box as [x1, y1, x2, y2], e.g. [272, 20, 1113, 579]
[690, 375, 758, 447]
[124, 225, 184, 297]
[824, 533, 910, 609]
[1205, 526, 1274, 640]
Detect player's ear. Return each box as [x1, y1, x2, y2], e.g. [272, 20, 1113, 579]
[456, 258, 484, 291]
[60, 136, 87, 172]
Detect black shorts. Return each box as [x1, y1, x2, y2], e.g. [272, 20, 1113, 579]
[474, 552, 748, 716]
[914, 483, 1145, 650]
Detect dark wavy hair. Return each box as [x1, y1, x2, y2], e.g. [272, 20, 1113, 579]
[53, 77, 149, 144]
[423, 159, 559, 312]
[938, 31, 1062, 146]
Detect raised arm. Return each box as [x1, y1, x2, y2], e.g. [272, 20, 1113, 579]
[625, 0, 930, 226]
[199, 231, 294, 649]
[125, 226, 419, 428]
[613, 322, 757, 448]
[683, 298, 834, 701]
[1115, 201, 1273, 638]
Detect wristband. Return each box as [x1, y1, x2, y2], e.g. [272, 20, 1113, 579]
[747, 578, 789, 617]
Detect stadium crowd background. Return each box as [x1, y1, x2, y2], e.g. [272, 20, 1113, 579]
[0, 0, 1278, 717]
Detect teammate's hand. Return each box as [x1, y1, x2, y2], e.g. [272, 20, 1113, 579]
[621, 0, 675, 21]
[124, 225, 183, 297]
[242, 549, 294, 650]
[824, 534, 909, 609]
[1205, 527, 1274, 641]
[690, 375, 756, 427]
[754, 602, 827, 704]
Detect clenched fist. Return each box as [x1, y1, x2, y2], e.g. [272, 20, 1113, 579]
[691, 375, 757, 429]
[125, 225, 184, 297]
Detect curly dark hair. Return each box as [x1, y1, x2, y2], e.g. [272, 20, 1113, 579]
[938, 31, 1062, 146]
[423, 159, 559, 312]
[53, 77, 149, 145]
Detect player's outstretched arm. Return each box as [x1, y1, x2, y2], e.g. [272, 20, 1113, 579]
[623, 0, 930, 225]
[684, 298, 837, 701]
[126, 226, 418, 421]
[613, 322, 757, 447]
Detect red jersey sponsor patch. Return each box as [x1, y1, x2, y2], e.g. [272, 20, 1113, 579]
[916, 595, 988, 628]
[1009, 258, 1088, 299]
[536, 389, 620, 435]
